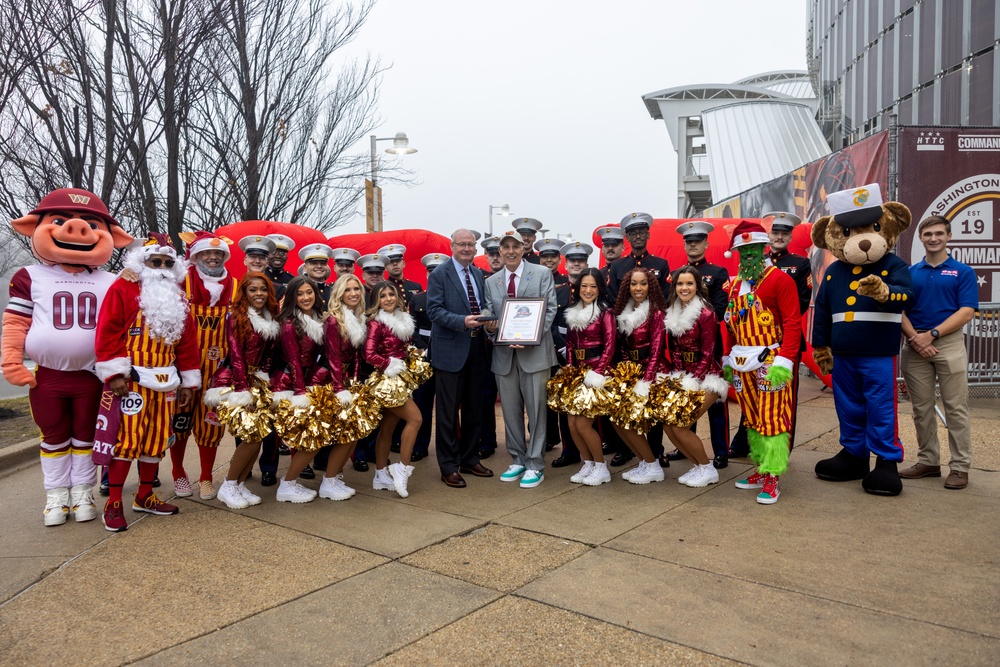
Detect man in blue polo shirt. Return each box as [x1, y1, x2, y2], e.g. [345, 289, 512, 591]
[900, 215, 978, 490]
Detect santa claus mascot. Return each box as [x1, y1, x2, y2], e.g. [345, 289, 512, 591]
[1, 189, 133, 526]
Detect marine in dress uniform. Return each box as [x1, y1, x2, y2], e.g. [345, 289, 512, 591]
[331, 247, 361, 280]
[379, 244, 424, 309]
[299, 243, 335, 305]
[480, 235, 502, 278]
[513, 217, 543, 265]
[607, 212, 670, 301]
[264, 234, 296, 300]
[359, 253, 387, 308]
[534, 238, 569, 286]
[596, 226, 626, 287]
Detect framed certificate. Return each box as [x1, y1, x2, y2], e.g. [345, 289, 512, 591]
[496, 298, 546, 346]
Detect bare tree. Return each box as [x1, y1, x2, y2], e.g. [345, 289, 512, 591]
[185, 0, 384, 232]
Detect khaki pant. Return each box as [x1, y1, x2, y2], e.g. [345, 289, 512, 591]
[900, 331, 972, 473]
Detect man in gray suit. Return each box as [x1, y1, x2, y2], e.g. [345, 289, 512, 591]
[483, 231, 558, 488]
[426, 229, 495, 488]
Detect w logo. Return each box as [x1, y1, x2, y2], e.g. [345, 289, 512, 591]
[734, 356, 747, 366]
[155, 373, 170, 383]
[67, 193, 91, 205]
[852, 188, 869, 206]
[196, 314, 220, 330]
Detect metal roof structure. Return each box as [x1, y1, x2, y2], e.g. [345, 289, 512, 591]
[642, 71, 830, 215]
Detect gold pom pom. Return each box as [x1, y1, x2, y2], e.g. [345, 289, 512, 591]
[649, 375, 705, 427]
[273, 386, 337, 451]
[365, 345, 434, 409]
[547, 365, 613, 418]
[215, 378, 274, 442]
[605, 361, 657, 435]
[317, 380, 382, 443]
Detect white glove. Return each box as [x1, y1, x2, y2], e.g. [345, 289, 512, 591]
[583, 370, 607, 389]
[336, 389, 354, 406]
[223, 390, 253, 408]
[384, 357, 406, 378]
[633, 379, 650, 397]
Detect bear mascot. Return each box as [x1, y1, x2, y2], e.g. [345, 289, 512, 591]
[2, 189, 134, 524]
[811, 183, 913, 495]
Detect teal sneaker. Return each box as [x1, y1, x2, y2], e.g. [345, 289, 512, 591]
[500, 465, 526, 482]
[520, 470, 544, 488]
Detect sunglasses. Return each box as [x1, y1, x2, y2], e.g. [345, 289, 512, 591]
[148, 258, 175, 268]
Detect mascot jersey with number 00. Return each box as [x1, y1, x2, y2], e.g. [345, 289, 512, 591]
[722, 220, 801, 505]
[1, 189, 133, 527]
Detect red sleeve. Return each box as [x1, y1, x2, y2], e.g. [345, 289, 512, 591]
[595, 308, 617, 375]
[175, 312, 202, 373]
[324, 318, 347, 392]
[690, 307, 717, 381]
[4, 268, 33, 319]
[769, 270, 801, 363]
[644, 310, 665, 382]
[364, 321, 390, 372]
[280, 318, 307, 395]
[95, 280, 129, 366]
[226, 314, 249, 392]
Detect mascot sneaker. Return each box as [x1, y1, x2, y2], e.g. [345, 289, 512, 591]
[735, 471, 765, 489]
[133, 493, 180, 515]
[756, 475, 780, 504]
[173, 476, 194, 497]
[70, 484, 98, 522]
[43, 488, 70, 526]
[102, 500, 128, 532]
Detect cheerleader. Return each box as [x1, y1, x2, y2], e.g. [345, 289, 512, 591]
[270, 276, 325, 503]
[662, 266, 728, 488]
[562, 268, 616, 486]
[613, 268, 667, 484]
[316, 274, 368, 501]
[206, 273, 280, 509]
[364, 280, 422, 498]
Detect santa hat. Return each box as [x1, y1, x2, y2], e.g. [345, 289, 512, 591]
[723, 220, 769, 258]
[140, 232, 178, 259]
[179, 230, 232, 260]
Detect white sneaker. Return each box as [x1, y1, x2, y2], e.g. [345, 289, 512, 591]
[372, 468, 395, 491]
[217, 480, 250, 509]
[276, 479, 317, 503]
[70, 484, 97, 522]
[319, 475, 353, 501]
[682, 464, 720, 488]
[333, 474, 356, 498]
[582, 462, 611, 486]
[389, 462, 415, 498]
[44, 487, 70, 526]
[570, 461, 595, 483]
[627, 461, 665, 485]
[238, 482, 262, 506]
[677, 466, 698, 485]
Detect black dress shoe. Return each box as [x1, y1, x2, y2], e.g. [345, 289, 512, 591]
[278, 443, 291, 456]
[478, 447, 495, 460]
[410, 451, 426, 462]
[551, 456, 580, 468]
[665, 448, 686, 461]
[152, 474, 161, 488]
[298, 465, 315, 480]
[545, 442, 558, 453]
[459, 463, 494, 477]
[260, 471, 277, 487]
[658, 455, 671, 468]
[441, 472, 466, 488]
[353, 459, 369, 472]
[610, 451, 634, 467]
[390, 443, 401, 453]
[713, 455, 728, 469]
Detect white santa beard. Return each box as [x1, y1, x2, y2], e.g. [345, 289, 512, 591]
[140, 274, 190, 345]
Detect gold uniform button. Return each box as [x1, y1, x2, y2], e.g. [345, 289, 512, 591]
[844, 312, 855, 322]
[852, 266, 863, 275]
[881, 270, 888, 276]
[846, 296, 856, 305]
[849, 281, 859, 290]
[826, 275, 832, 281]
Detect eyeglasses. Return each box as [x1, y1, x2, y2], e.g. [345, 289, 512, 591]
[452, 242, 476, 248]
[626, 229, 649, 238]
[147, 258, 175, 268]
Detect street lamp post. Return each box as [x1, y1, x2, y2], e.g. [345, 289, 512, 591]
[488, 203, 510, 236]
[367, 132, 416, 233]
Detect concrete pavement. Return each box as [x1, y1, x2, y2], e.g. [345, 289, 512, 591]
[1, 375, 998, 666]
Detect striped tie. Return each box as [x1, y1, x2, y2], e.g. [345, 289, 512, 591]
[464, 267, 480, 315]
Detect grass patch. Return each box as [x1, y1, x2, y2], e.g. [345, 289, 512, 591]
[0, 396, 39, 447]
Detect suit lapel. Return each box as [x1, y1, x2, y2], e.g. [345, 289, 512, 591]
[448, 262, 471, 313]
[518, 264, 533, 297]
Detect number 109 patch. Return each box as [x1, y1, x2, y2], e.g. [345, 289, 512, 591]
[120, 391, 145, 416]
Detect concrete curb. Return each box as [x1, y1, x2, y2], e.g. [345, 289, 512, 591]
[0, 437, 39, 477]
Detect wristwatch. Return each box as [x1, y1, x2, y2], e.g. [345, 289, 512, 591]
[931, 329, 940, 339]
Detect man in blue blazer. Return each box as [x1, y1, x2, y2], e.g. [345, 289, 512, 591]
[483, 231, 558, 488]
[426, 229, 495, 488]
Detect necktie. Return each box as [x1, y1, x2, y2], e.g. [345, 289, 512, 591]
[464, 268, 480, 315]
[507, 272, 517, 298]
